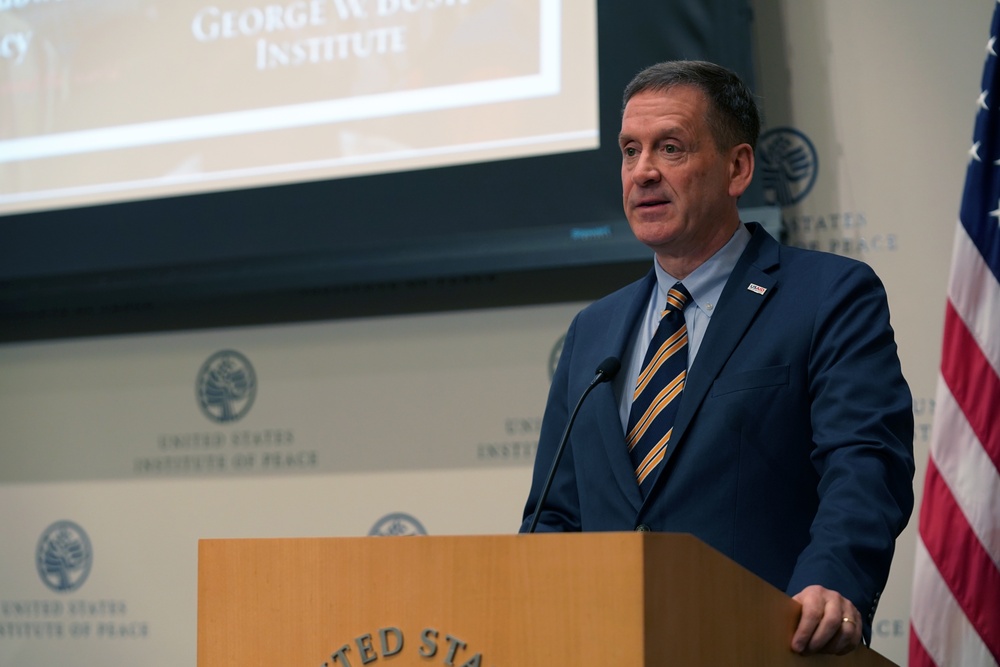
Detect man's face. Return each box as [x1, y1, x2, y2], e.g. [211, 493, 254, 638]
[619, 86, 749, 270]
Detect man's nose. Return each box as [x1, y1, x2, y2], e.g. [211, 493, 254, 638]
[631, 152, 660, 185]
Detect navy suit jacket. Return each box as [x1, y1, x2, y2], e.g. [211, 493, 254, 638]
[521, 224, 915, 639]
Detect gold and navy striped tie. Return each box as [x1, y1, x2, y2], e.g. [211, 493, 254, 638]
[626, 282, 691, 495]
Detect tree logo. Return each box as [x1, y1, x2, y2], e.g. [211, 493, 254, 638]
[757, 127, 819, 207]
[368, 513, 428, 536]
[196, 350, 257, 423]
[36, 520, 93, 593]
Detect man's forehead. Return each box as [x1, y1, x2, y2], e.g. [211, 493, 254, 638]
[619, 87, 708, 137]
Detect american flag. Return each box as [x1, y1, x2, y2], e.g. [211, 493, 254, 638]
[909, 6, 1000, 667]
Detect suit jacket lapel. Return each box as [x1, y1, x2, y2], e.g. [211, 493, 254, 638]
[657, 224, 781, 474]
[593, 269, 656, 512]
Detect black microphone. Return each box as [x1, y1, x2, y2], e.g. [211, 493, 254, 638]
[526, 356, 621, 533]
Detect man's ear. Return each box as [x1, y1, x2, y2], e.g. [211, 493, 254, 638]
[728, 143, 755, 198]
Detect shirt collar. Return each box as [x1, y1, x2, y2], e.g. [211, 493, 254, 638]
[652, 223, 752, 317]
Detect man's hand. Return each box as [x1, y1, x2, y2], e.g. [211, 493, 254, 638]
[791, 585, 862, 655]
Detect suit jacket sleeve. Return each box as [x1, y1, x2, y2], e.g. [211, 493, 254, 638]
[785, 258, 915, 632]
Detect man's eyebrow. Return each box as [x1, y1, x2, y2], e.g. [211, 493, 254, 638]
[618, 125, 688, 145]
[618, 131, 638, 145]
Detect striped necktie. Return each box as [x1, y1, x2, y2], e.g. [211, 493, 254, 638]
[626, 282, 691, 495]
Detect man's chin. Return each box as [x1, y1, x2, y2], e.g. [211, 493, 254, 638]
[627, 220, 681, 248]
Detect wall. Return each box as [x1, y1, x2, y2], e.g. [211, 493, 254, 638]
[0, 2, 993, 666]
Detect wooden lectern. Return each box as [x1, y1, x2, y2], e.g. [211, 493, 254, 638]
[197, 533, 897, 666]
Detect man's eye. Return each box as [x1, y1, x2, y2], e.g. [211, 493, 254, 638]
[623, 147, 637, 157]
[664, 145, 677, 153]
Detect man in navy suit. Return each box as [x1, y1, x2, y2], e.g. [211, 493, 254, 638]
[520, 61, 914, 656]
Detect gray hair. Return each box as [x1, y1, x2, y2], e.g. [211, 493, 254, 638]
[622, 60, 761, 152]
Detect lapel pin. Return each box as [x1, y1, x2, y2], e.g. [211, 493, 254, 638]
[747, 283, 767, 295]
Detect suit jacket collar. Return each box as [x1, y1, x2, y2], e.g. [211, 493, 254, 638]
[593, 269, 657, 510]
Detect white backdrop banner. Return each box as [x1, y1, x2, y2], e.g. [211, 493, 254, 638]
[0, 303, 577, 665]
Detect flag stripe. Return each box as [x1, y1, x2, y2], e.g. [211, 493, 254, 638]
[948, 222, 1000, 376]
[930, 378, 1000, 564]
[940, 301, 1000, 471]
[919, 459, 1000, 661]
[908, 630, 935, 667]
[911, 538, 999, 667]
